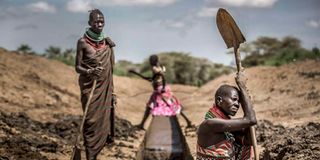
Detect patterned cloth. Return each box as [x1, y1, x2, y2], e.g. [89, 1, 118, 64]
[147, 85, 181, 116]
[197, 105, 254, 160]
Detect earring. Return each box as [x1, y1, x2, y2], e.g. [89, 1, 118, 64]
[217, 96, 222, 104]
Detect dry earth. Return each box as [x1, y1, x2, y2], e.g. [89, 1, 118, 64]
[0, 48, 319, 159]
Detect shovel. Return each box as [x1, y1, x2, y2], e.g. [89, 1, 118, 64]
[70, 79, 97, 160]
[216, 8, 258, 160]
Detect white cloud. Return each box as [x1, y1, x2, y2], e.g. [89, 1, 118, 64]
[26, 1, 56, 13]
[161, 20, 186, 29]
[14, 24, 38, 30]
[93, 0, 177, 7]
[66, 0, 93, 13]
[65, 0, 178, 12]
[156, 13, 195, 36]
[197, 7, 218, 18]
[306, 20, 320, 28]
[216, 0, 278, 8]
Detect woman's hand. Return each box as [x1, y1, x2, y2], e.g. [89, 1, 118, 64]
[235, 72, 247, 90]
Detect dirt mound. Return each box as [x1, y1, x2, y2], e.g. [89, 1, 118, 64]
[182, 59, 320, 127]
[0, 110, 138, 160]
[257, 120, 320, 159]
[0, 111, 64, 160]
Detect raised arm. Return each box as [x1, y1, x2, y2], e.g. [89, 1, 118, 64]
[236, 73, 256, 127]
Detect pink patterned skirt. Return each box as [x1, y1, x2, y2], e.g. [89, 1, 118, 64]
[147, 85, 182, 116]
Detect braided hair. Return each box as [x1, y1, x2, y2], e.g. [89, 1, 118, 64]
[89, 9, 104, 22]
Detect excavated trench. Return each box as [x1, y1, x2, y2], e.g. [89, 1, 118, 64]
[135, 116, 193, 160]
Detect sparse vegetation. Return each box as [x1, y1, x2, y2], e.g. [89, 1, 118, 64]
[114, 60, 142, 77]
[15, 45, 76, 66]
[119, 52, 234, 86]
[16, 44, 36, 55]
[241, 36, 320, 67]
[44, 46, 76, 66]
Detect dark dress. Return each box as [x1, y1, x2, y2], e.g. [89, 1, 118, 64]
[78, 38, 115, 159]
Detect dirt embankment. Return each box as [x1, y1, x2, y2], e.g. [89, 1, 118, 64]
[182, 59, 320, 127]
[0, 48, 150, 160]
[1, 48, 320, 159]
[257, 120, 320, 159]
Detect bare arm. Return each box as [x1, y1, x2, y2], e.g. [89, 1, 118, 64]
[199, 117, 255, 133]
[75, 39, 89, 75]
[236, 73, 256, 125]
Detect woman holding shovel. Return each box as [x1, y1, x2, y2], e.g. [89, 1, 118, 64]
[195, 8, 259, 159]
[196, 73, 256, 160]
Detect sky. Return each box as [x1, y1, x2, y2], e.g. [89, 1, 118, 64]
[0, 0, 319, 65]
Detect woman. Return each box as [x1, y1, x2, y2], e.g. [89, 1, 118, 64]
[197, 73, 256, 160]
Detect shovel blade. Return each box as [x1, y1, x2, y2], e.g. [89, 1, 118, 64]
[70, 146, 81, 160]
[216, 8, 246, 49]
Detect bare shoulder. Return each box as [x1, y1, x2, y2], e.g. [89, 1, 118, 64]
[152, 66, 161, 72]
[197, 120, 209, 135]
[77, 37, 86, 46]
[197, 120, 216, 144]
[105, 37, 116, 47]
[77, 38, 89, 51]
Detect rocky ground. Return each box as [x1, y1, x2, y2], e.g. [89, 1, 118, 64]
[0, 111, 143, 160]
[257, 120, 320, 159]
[0, 48, 319, 159]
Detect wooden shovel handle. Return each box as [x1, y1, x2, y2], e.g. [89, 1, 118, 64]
[234, 47, 243, 73]
[250, 126, 258, 160]
[70, 79, 97, 160]
[235, 48, 258, 160]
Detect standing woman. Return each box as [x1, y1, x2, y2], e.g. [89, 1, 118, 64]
[75, 9, 116, 160]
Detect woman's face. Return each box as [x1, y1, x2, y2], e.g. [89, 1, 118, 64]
[89, 13, 105, 33]
[219, 89, 240, 116]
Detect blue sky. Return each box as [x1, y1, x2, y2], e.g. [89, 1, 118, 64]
[0, 0, 319, 65]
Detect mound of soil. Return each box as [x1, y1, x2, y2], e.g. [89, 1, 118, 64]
[257, 120, 320, 160]
[0, 111, 138, 160]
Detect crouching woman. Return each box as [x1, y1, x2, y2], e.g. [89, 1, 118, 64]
[197, 74, 256, 160]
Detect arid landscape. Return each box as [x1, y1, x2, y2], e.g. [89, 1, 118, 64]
[0, 47, 319, 159]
